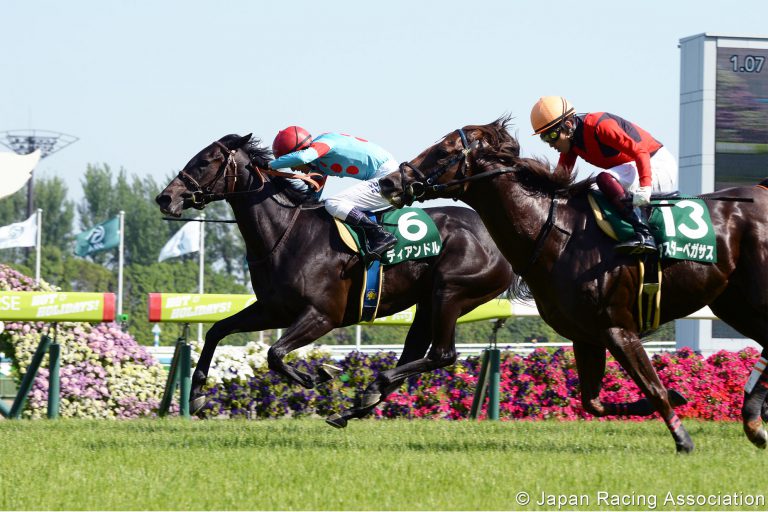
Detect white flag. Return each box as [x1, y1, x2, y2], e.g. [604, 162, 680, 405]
[0, 150, 41, 200]
[158, 220, 201, 262]
[0, 212, 38, 249]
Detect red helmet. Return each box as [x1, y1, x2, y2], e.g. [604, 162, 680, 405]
[272, 126, 313, 158]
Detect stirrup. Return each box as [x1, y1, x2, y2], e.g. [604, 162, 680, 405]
[615, 239, 657, 256]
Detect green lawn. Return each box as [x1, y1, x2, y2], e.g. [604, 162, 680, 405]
[0, 418, 765, 510]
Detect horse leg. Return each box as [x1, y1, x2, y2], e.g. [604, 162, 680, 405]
[740, 350, 768, 448]
[571, 341, 611, 416]
[267, 306, 336, 389]
[762, 397, 768, 424]
[191, 301, 278, 414]
[710, 291, 768, 448]
[602, 327, 694, 453]
[334, 299, 459, 426]
[327, 303, 433, 428]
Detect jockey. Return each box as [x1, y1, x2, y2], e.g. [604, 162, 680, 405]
[269, 126, 397, 261]
[530, 96, 678, 255]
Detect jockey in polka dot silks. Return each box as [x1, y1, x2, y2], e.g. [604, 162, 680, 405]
[269, 126, 397, 261]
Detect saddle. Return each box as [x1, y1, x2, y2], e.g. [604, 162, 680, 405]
[587, 191, 717, 263]
[334, 208, 443, 322]
[587, 191, 719, 333]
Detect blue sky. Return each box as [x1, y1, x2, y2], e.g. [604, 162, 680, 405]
[2, 0, 767, 206]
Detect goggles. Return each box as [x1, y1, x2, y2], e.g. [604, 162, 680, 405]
[539, 128, 561, 143]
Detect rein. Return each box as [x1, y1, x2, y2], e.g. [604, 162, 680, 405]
[398, 128, 567, 277]
[175, 139, 312, 265]
[399, 128, 513, 203]
[179, 141, 325, 208]
[177, 141, 240, 208]
[516, 195, 562, 278]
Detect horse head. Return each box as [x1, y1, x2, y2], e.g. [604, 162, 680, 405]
[379, 116, 520, 208]
[156, 133, 266, 217]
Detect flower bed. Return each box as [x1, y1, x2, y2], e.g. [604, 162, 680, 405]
[1, 263, 758, 421]
[0, 264, 166, 419]
[196, 343, 760, 422]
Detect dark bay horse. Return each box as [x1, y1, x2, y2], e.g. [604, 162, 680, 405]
[156, 133, 515, 424]
[380, 117, 768, 453]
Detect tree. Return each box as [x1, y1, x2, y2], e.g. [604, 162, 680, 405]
[78, 164, 171, 267]
[36, 176, 75, 253]
[0, 176, 74, 266]
[202, 201, 248, 285]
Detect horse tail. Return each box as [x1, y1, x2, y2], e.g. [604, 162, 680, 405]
[504, 275, 535, 303]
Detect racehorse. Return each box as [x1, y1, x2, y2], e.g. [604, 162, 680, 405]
[156, 133, 515, 424]
[379, 117, 768, 453]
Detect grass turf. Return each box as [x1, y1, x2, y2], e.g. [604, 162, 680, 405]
[0, 418, 766, 510]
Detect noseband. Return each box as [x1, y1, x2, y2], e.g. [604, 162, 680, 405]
[397, 128, 516, 205]
[177, 141, 241, 208]
[398, 129, 478, 203]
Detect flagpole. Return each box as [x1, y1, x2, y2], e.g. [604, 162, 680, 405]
[35, 209, 42, 285]
[117, 211, 125, 316]
[198, 213, 205, 341]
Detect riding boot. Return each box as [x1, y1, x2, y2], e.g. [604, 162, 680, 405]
[344, 208, 397, 261]
[615, 205, 657, 255]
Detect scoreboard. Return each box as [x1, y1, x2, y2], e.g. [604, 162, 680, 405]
[679, 33, 768, 195]
[678, 33, 768, 352]
[714, 46, 768, 190]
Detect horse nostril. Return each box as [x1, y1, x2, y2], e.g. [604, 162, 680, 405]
[156, 194, 171, 209]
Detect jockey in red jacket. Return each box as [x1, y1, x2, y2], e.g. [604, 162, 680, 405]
[531, 96, 678, 255]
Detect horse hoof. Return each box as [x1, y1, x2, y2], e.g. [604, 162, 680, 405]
[190, 395, 208, 416]
[360, 392, 382, 408]
[749, 428, 767, 449]
[674, 427, 694, 454]
[744, 419, 767, 449]
[316, 364, 343, 384]
[668, 389, 688, 408]
[675, 440, 695, 454]
[325, 413, 348, 429]
[192, 369, 207, 387]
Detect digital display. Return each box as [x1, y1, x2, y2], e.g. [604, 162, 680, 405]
[715, 48, 768, 190]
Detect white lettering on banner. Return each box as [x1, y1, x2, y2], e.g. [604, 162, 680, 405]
[36, 301, 100, 317]
[166, 296, 192, 308]
[375, 310, 414, 323]
[169, 302, 233, 319]
[0, 295, 21, 311]
[30, 294, 60, 306]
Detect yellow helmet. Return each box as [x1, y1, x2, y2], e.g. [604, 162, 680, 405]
[530, 96, 575, 135]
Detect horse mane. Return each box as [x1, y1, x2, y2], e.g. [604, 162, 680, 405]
[511, 157, 575, 197]
[465, 120, 600, 198]
[465, 115, 521, 163]
[217, 133, 323, 207]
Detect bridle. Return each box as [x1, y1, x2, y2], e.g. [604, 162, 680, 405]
[395, 127, 561, 277]
[396, 128, 514, 205]
[177, 141, 242, 209]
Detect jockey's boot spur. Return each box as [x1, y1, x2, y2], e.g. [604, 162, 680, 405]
[615, 206, 657, 256]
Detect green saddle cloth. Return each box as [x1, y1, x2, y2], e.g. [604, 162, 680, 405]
[589, 192, 717, 263]
[342, 207, 443, 265]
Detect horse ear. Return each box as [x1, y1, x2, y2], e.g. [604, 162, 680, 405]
[236, 133, 252, 148]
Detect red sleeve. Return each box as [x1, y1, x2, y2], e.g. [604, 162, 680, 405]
[594, 119, 653, 187]
[308, 141, 331, 158]
[557, 151, 578, 172]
